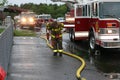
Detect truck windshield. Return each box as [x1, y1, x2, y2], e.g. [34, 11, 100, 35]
[37, 15, 51, 19]
[99, 2, 120, 19]
[21, 13, 35, 17]
[42, 16, 51, 19]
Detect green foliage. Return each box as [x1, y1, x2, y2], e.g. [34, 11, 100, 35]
[0, 0, 8, 6]
[14, 30, 36, 36]
[20, 3, 68, 19]
[0, 28, 4, 33]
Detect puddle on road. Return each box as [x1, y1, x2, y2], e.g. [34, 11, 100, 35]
[64, 41, 120, 79]
[92, 49, 120, 73]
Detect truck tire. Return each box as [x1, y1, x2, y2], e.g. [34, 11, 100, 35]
[89, 32, 96, 54]
[88, 31, 101, 56]
[69, 28, 75, 41]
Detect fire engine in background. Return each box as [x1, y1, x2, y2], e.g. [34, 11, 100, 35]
[64, 9, 75, 32]
[36, 14, 53, 27]
[65, 9, 74, 23]
[19, 11, 36, 30]
[54, 0, 120, 54]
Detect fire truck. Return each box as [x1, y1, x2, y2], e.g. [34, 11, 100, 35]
[53, 0, 120, 53]
[19, 11, 36, 29]
[36, 14, 53, 27]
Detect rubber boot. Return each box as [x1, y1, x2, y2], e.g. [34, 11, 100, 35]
[59, 52, 62, 57]
[53, 52, 57, 56]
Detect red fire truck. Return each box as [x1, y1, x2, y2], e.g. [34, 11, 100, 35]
[64, 0, 120, 53]
[36, 14, 53, 27]
[64, 9, 75, 32]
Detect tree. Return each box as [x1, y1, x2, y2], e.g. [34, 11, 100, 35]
[0, 0, 8, 6]
[20, 3, 68, 18]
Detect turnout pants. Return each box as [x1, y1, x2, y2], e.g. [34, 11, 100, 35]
[52, 37, 63, 55]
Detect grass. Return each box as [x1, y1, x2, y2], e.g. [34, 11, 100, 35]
[0, 28, 5, 34]
[14, 30, 37, 37]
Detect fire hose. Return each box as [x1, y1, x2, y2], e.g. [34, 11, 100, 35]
[40, 35, 86, 80]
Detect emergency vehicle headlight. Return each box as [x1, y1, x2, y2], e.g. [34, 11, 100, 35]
[21, 17, 26, 22]
[107, 29, 112, 34]
[29, 18, 34, 22]
[107, 29, 117, 34]
[99, 28, 118, 34]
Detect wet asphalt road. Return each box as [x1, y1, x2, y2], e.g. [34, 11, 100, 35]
[6, 28, 111, 80]
[63, 34, 111, 80]
[7, 36, 81, 80]
[64, 34, 120, 80]
[7, 34, 108, 80]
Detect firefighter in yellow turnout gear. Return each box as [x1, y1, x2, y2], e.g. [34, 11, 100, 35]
[47, 21, 64, 56]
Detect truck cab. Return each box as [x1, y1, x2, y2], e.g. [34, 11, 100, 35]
[19, 11, 36, 29]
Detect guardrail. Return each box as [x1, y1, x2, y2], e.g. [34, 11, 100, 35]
[0, 16, 13, 72]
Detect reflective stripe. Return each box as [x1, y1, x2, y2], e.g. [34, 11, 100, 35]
[59, 35, 62, 37]
[53, 50, 57, 52]
[51, 35, 55, 38]
[52, 28, 61, 31]
[53, 50, 63, 52]
[75, 31, 88, 37]
[58, 50, 63, 52]
[51, 34, 62, 38]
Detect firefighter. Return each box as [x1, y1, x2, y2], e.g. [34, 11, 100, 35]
[46, 21, 64, 56]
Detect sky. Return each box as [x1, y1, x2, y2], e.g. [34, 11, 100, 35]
[7, 0, 64, 6]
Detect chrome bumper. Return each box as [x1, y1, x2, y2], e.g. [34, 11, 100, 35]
[100, 39, 120, 48]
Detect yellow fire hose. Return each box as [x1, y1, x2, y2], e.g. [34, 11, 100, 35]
[40, 35, 86, 80]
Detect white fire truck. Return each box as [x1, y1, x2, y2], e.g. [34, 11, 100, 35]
[53, 0, 120, 53]
[36, 14, 53, 27]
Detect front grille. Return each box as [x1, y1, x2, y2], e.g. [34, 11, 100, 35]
[103, 42, 120, 48]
